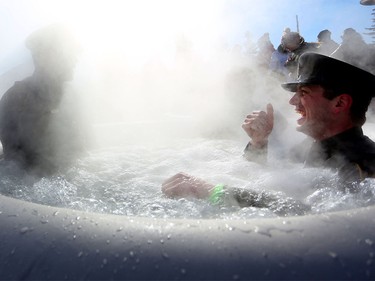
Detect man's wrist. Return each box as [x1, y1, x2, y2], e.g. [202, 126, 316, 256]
[208, 185, 241, 207]
[208, 184, 226, 205]
[243, 140, 268, 163]
[249, 139, 268, 149]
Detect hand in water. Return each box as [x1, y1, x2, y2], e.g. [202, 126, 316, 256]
[242, 103, 274, 148]
[162, 172, 215, 199]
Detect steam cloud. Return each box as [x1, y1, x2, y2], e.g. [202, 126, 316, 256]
[0, 0, 373, 148]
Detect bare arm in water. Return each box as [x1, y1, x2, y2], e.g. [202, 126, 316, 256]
[161, 172, 310, 216]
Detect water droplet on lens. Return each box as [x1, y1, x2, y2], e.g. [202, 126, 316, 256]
[20, 227, 29, 234]
[365, 239, 373, 246]
[328, 251, 338, 258]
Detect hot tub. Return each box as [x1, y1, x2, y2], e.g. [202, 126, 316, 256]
[0, 193, 374, 280]
[0, 128, 374, 280]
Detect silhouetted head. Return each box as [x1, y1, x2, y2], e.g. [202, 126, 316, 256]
[317, 29, 331, 42]
[281, 32, 304, 51]
[26, 24, 81, 82]
[341, 28, 364, 43]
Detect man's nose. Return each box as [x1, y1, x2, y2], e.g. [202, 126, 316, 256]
[289, 93, 299, 105]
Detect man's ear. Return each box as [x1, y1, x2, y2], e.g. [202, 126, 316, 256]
[332, 94, 352, 113]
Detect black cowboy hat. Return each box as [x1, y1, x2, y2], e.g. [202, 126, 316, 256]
[281, 52, 375, 98]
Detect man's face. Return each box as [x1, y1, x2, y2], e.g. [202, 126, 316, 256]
[289, 85, 336, 140]
[34, 45, 79, 82]
[284, 41, 299, 52]
[47, 49, 79, 82]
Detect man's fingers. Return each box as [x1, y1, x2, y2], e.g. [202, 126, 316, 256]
[266, 103, 274, 120]
[162, 172, 187, 187]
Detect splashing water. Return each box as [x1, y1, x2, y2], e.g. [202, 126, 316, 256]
[0, 129, 374, 220]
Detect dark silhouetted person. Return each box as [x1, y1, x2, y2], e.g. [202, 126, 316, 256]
[161, 53, 375, 215]
[268, 28, 291, 80]
[269, 44, 289, 80]
[331, 28, 375, 74]
[0, 24, 85, 176]
[316, 29, 339, 55]
[255, 33, 275, 70]
[281, 32, 319, 78]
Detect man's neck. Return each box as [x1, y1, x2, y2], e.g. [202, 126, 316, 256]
[32, 71, 64, 109]
[315, 123, 356, 142]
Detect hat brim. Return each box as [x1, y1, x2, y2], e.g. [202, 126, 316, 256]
[281, 82, 299, 92]
[281, 78, 323, 92]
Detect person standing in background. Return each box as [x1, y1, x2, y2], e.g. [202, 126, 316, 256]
[281, 32, 319, 78]
[331, 28, 375, 75]
[316, 29, 339, 56]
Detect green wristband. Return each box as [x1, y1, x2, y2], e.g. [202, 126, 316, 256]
[209, 184, 225, 205]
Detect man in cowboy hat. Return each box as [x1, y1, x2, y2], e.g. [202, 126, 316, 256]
[161, 53, 375, 214]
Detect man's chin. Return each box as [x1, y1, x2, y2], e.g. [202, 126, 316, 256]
[296, 123, 323, 139]
[296, 124, 309, 136]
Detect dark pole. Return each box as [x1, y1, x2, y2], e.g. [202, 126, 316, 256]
[296, 15, 300, 33]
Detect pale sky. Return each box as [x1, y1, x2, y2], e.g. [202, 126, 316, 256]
[0, 0, 373, 74]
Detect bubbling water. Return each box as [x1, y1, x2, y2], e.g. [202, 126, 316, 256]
[0, 122, 374, 219]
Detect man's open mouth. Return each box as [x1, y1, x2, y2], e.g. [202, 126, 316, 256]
[296, 109, 306, 125]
